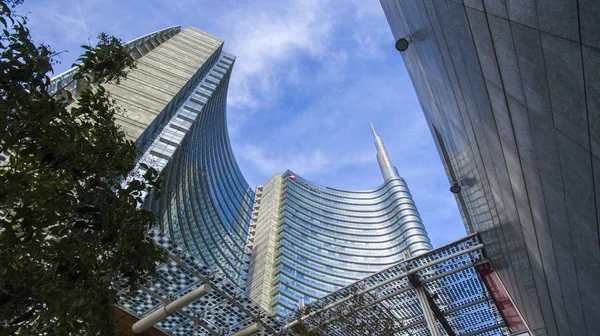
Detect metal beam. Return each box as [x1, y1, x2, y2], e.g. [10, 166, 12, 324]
[421, 258, 489, 285]
[135, 285, 220, 336]
[443, 297, 490, 315]
[414, 285, 440, 336]
[230, 322, 263, 336]
[423, 287, 455, 336]
[461, 323, 507, 336]
[407, 244, 484, 275]
[132, 284, 211, 334]
[406, 273, 442, 336]
[396, 317, 426, 332]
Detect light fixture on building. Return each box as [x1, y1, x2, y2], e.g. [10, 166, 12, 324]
[395, 36, 412, 52]
[450, 181, 462, 194]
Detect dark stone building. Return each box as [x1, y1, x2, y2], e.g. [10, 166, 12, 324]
[380, 1, 600, 335]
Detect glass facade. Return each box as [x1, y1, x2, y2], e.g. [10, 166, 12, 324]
[275, 171, 432, 316]
[246, 130, 433, 317]
[144, 52, 254, 287]
[50, 25, 262, 331]
[51, 26, 255, 287]
[136, 45, 254, 288]
[380, 1, 600, 335]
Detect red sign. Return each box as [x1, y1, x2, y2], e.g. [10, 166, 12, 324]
[288, 174, 296, 181]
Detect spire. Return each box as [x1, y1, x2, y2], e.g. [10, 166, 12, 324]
[371, 123, 400, 181]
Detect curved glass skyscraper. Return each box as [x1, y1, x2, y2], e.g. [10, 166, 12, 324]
[51, 26, 255, 287]
[52, 25, 434, 319]
[144, 50, 255, 287]
[125, 28, 255, 287]
[246, 125, 432, 316]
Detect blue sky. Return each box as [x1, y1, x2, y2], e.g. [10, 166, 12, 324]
[18, 0, 465, 246]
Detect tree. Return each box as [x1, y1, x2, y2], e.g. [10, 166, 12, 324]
[0, 1, 166, 334]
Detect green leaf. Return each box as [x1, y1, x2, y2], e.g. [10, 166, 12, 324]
[0, 3, 164, 333]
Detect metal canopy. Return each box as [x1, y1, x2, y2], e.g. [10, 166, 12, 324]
[282, 234, 514, 336]
[115, 229, 285, 336]
[115, 232, 521, 336]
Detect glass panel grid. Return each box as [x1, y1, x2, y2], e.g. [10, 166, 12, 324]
[285, 235, 511, 336]
[116, 229, 285, 335]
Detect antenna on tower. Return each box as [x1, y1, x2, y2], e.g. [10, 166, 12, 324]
[370, 123, 400, 181]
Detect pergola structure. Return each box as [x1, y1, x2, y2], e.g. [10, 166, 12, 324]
[116, 231, 528, 336]
[281, 234, 529, 336]
[115, 229, 285, 336]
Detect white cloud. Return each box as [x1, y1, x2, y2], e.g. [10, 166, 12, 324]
[220, 0, 336, 109]
[211, 0, 393, 111]
[352, 31, 384, 60]
[238, 143, 374, 178]
[47, 3, 91, 43]
[16, 0, 466, 247]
